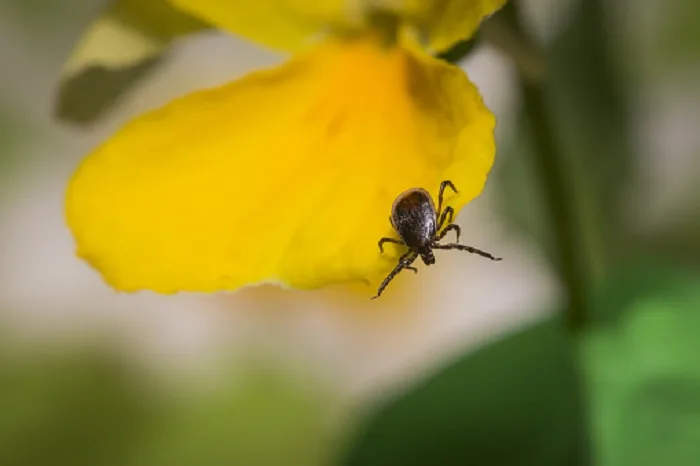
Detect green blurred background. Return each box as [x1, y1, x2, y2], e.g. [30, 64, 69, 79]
[0, 0, 699, 465]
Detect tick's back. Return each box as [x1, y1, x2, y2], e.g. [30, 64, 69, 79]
[390, 188, 437, 248]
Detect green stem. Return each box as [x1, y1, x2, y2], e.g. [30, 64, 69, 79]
[500, 4, 589, 332]
[522, 80, 588, 332]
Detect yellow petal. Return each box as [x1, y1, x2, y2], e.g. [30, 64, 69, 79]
[65, 35, 496, 294]
[167, 0, 353, 52]
[402, 0, 507, 53]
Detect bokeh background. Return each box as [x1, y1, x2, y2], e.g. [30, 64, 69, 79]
[1, 0, 699, 464]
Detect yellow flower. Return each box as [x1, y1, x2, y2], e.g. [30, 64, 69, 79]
[65, 0, 505, 294]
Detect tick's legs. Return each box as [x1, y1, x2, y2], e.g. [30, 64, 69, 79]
[378, 237, 404, 254]
[437, 180, 458, 217]
[436, 224, 461, 243]
[437, 206, 455, 231]
[431, 243, 502, 261]
[396, 250, 415, 265]
[406, 266, 418, 273]
[371, 252, 419, 300]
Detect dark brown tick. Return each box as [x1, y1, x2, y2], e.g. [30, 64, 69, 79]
[372, 180, 502, 300]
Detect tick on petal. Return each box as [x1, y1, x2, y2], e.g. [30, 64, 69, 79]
[372, 180, 502, 300]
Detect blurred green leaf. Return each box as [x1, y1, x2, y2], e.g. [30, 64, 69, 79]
[339, 318, 589, 466]
[55, 0, 209, 125]
[582, 262, 700, 466]
[135, 367, 334, 466]
[0, 345, 162, 466]
[495, 0, 631, 278]
[654, 0, 700, 72]
[57, 55, 164, 125]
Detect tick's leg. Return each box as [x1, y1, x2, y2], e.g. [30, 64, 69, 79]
[396, 250, 414, 265]
[378, 237, 403, 253]
[371, 253, 419, 300]
[436, 224, 461, 243]
[392, 249, 419, 273]
[432, 243, 502, 261]
[437, 206, 455, 231]
[437, 180, 458, 217]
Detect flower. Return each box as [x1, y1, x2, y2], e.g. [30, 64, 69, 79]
[65, 0, 505, 294]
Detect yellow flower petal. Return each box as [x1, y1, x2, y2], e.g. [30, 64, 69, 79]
[167, 0, 352, 52]
[403, 0, 507, 53]
[65, 35, 496, 294]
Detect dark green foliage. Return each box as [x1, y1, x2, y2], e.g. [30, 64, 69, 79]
[0, 346, 163, 466]
[340, 318, 589, 466]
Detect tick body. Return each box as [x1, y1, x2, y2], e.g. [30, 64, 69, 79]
[390, 188, 438, 265]
[372, 180, 502, 300]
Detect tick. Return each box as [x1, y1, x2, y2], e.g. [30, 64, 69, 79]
[372, 180, 502, 300]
